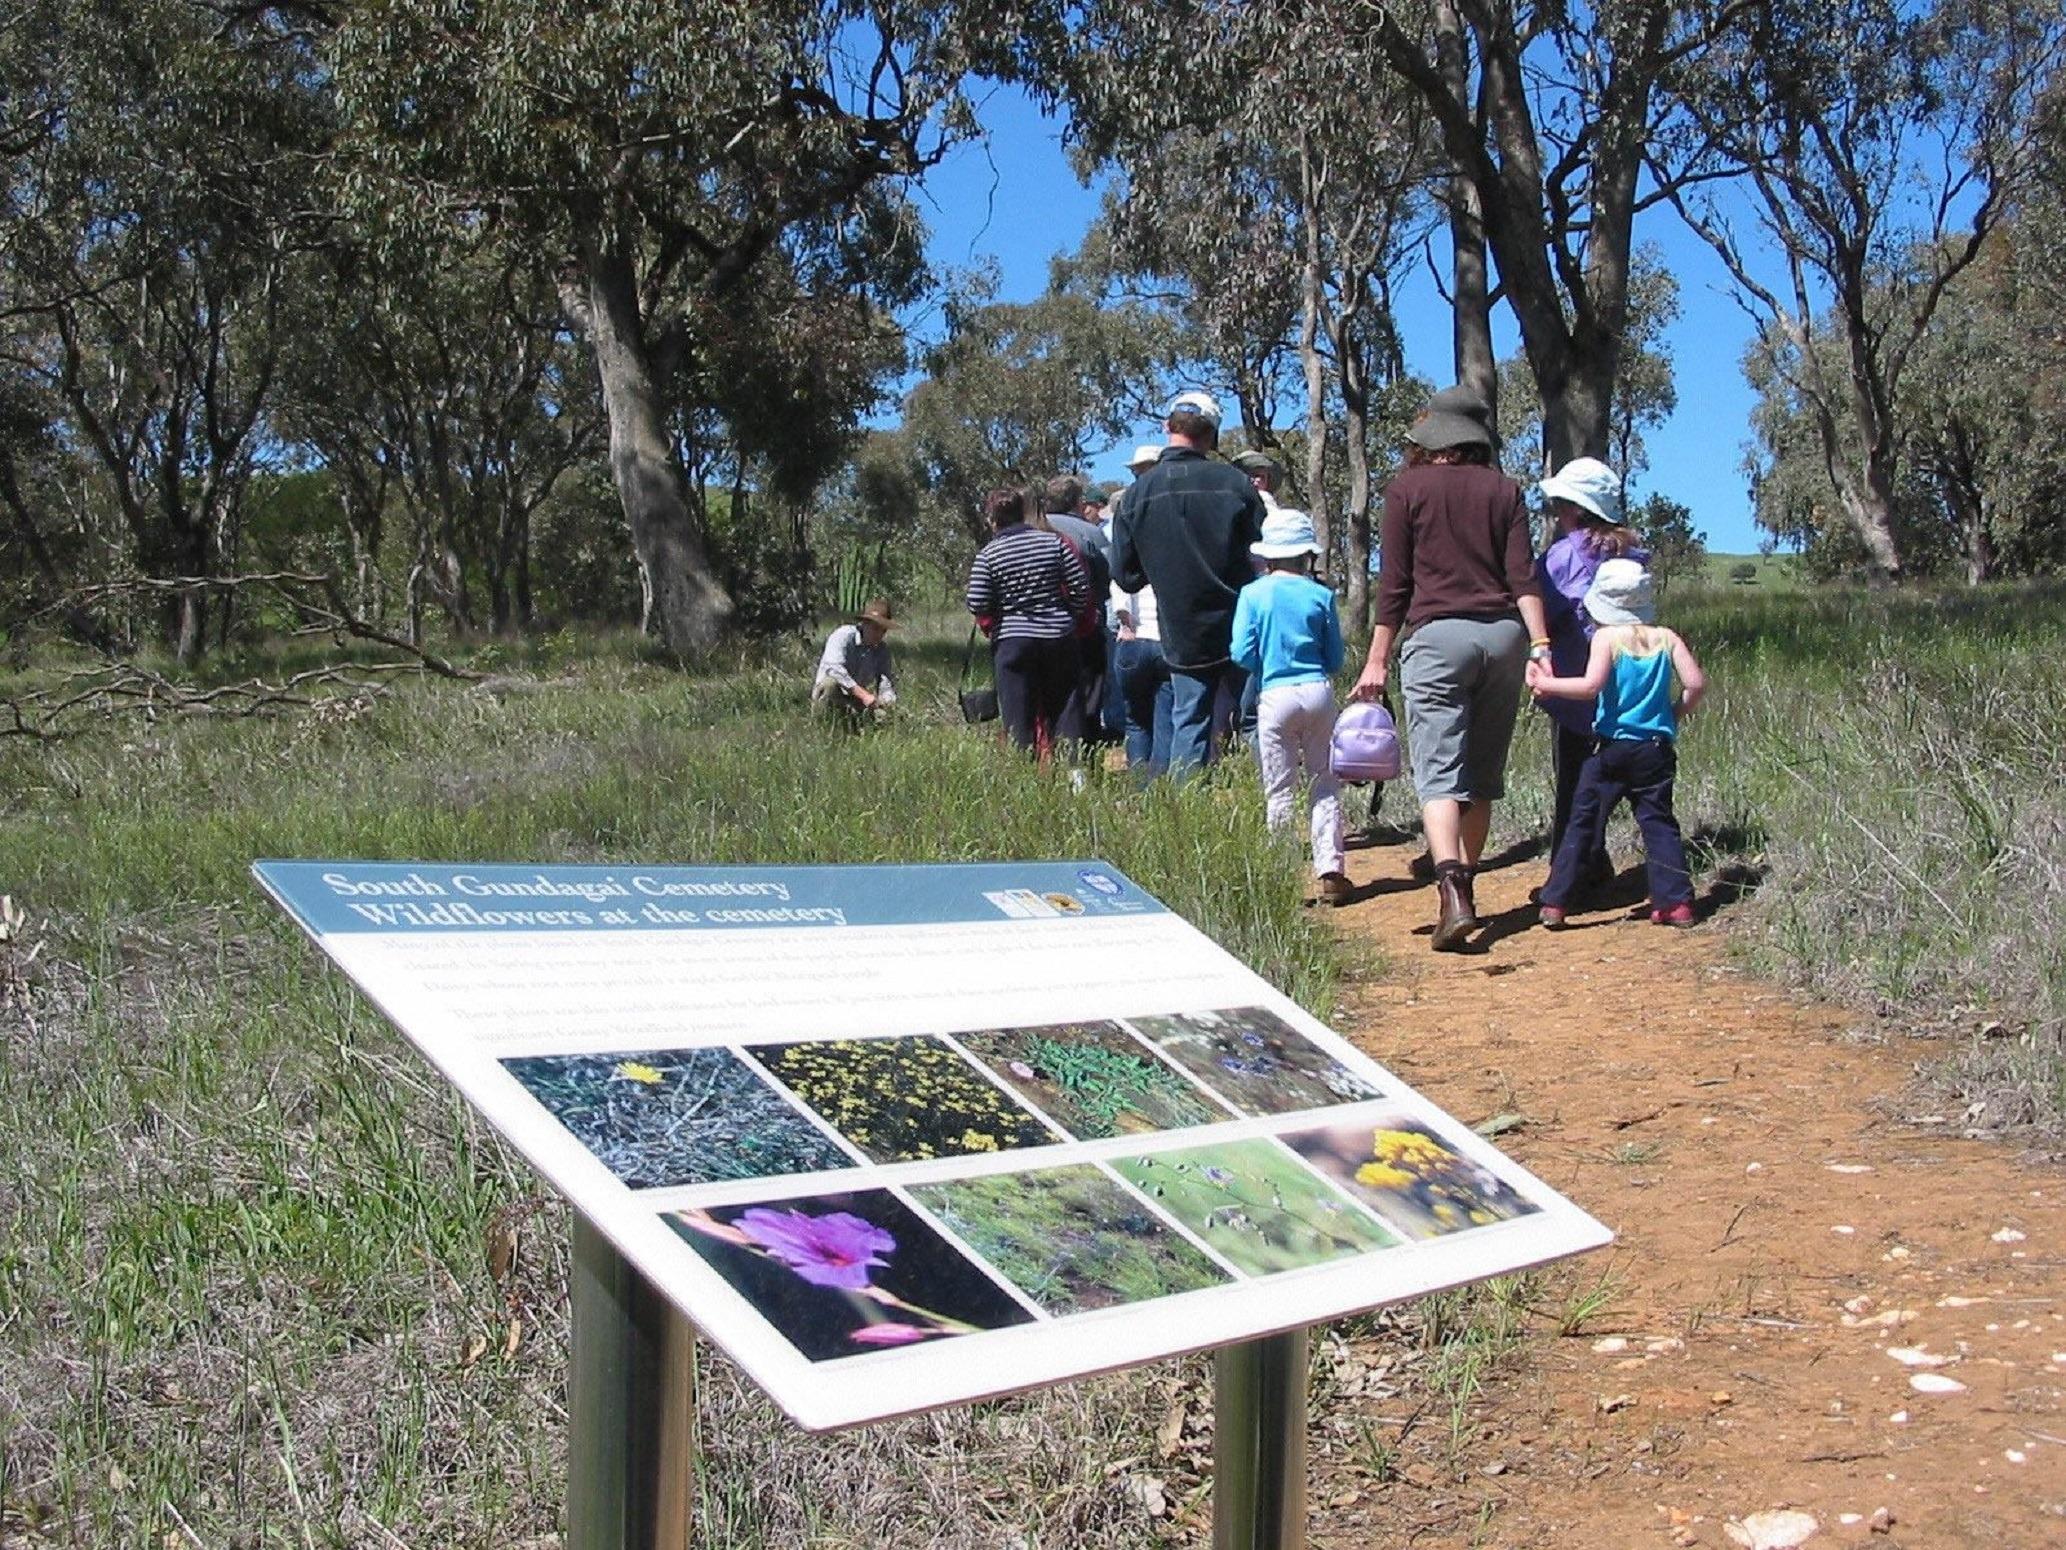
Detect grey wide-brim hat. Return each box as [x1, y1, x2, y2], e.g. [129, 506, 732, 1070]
[1583, 558, 1656, 626]
[1406, 385, 1495, 450]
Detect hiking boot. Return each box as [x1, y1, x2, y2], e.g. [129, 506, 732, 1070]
[1650, 902, 1696, 927]
[1538, 905, 1568, 929]
[1432, 872, 1475, 952]
[1457, 868, 1481, 927]
[1318, 872, 1353, 907]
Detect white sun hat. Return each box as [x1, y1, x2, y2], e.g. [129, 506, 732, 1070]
[1583, 557, 1656, 626]
[1539, 457, 1625, 525]
[1251, 509, 1321, 560]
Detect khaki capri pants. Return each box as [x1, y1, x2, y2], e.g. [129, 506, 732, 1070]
[1397, 615, 1530, 803]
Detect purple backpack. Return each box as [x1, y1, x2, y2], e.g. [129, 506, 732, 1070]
[1331, 702, 1401, 783]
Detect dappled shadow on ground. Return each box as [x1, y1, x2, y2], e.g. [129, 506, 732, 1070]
[1474, 832, 1550, 873]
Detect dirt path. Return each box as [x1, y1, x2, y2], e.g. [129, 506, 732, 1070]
[1312, 838, 2066, 1549]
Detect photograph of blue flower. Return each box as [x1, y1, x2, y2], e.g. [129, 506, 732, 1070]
[502, 1047, 852, 1189]
[910, 1164, 1226, 1314]
[668, 1188, 1035, 1362]
[1126, 1007, 1382, 1115]
[1110, 1139, 1396, 1276]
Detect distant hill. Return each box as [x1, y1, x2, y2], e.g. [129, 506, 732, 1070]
[1701, 552, 1800, 589]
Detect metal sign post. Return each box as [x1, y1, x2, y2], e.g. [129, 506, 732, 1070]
[1213, 1329, 1310, 1550]
[568, 1217, 698, 1550]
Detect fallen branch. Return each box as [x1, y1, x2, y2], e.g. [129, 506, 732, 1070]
[3, 662, 395, 739]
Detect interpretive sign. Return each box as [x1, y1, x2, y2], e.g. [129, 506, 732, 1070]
[256, 859, 1610, 1431]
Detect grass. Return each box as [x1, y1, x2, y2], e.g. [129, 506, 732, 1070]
[1492, 580, 2066, 1137]
[0, 610, 1342, 1546]
[6, 576, 2063, 1542]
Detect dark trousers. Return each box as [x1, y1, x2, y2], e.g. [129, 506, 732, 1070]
[1551, 721, 1610, 866]
[1541, 737, 1691, 910]
[1058, 631, 1104, 748]
[994, 635, 1079, 754]
[1100, 628, 1127, 740]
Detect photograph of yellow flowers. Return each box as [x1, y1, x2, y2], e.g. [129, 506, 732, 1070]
[1127, 1007, 1383, 1115]
[668, 1189, 1035, 1362]
[745, 1036, 1060, 1164]
[957, 1021, 1232, 1139]
[1286, 1119, 1541, 1240]
[1110, 1140, 1396, 1276]
[910, 1164, 1227, 1315]
[501, 1048, 852, 1189]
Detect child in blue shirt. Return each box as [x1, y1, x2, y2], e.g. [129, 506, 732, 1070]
[1231, 510, 1350, 905]
[1525, 558, 1708, 927]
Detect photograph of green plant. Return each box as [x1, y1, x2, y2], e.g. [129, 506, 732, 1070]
[745, 1036, 1060, 1164]
[1109, 1139, 1396, 1276]
[957, 1021, 1231, 1139]
[1127, 1006, 1382, 1115]
[670, 1188, 1035, 1362]
[910, 1164, 1227, 1314]
[1285, 1118, 1541, 1240]
[502, 1047, 853, 1189]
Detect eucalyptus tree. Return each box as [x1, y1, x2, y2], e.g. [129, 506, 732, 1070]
[2, 1, 329, 660]
[1666, 0, 2064, 581]
[1496, 247, 1682, 498]
[1067, 0, 1436, 630]
[276, 243, 603, 638]
[898, 266, 1176, 544]
[329, 0, 1067, 656]
[1348, 0, 1756, 469]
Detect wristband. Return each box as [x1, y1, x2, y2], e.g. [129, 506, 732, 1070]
[1530, 637, 1550, 648]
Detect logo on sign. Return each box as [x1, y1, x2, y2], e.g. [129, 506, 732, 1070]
[1078, 870, 1122, 897]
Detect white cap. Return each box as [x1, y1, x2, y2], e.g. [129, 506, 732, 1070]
[1129, 443, 1163, 469]
[1168, 389, 1222, 428]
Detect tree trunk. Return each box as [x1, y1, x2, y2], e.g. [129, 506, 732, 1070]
[579, 239, 735, 657]
[1336, 316, 1373, 641]
[1835, 481, 1904, 583]
[1433, 0, 1497, 424]
[1541, 357, 1615, 470]
[1296, 138, 1331, 564]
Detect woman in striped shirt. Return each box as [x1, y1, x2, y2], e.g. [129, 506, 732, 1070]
[966, 487, 1090, 756]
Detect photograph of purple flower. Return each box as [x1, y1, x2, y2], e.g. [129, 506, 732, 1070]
[1127, 1007, 1382, 1116]
[668, 1188, 1034, 1362]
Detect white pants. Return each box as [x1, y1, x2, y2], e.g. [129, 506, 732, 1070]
[1256, 681, 1343, 877]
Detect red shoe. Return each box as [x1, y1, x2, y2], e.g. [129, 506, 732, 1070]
[1650, 902, 1696, 927]
[1538, 905, 1568, 929]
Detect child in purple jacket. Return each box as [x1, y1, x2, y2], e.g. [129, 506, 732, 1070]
[1535, 458, 1646, 882]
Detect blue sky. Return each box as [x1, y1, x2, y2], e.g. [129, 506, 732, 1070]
[908, 85, 1770, 554]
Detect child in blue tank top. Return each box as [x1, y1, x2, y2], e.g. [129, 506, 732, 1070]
[1524, 558, 1708, 927]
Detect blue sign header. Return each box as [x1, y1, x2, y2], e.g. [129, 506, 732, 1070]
[252, 859, 1163, 936]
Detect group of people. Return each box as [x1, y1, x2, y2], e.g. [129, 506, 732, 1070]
[815, 382, 1709, 952]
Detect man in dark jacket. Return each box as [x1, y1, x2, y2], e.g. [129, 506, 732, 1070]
[1111, 390, 1266, 777]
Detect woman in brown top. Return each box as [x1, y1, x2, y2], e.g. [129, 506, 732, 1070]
[1351, 387, 1550, 951]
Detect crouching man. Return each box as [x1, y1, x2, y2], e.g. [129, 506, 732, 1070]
[812, 598, 898, 727]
